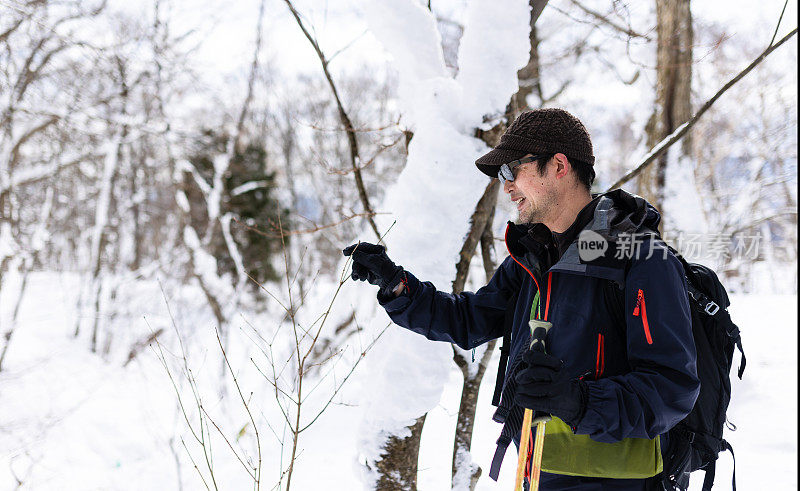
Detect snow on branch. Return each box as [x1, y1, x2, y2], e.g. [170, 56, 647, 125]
[282, 0, 382, 242]
[231, 180, 270, 197]
[456, 0, 534, 126]
[363, 0, 448, 109]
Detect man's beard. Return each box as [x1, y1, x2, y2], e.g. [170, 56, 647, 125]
[516, 189, 558, 225]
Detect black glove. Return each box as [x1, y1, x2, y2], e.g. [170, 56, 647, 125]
[342, 242, 405, 298]
[514, 350, 588, 427]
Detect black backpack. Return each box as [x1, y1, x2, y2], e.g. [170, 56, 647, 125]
[648, 249, 746, 491]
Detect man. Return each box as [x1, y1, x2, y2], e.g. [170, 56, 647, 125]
[343, 108, 700, 490]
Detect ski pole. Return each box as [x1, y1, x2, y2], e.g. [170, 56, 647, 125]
[513, 408, 533, 491]
[529, 412, 550, 491]
[513, 319, 552, 491]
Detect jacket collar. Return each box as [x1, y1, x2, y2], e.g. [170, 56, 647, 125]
[504, 189, 661, 285]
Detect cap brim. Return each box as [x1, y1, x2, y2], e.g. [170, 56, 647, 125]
[475, 147, 529, 178]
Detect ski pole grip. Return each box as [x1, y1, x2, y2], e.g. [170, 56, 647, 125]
[528, 319, 552, 354]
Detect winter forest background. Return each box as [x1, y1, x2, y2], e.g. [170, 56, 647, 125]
[0, 0, 797, 489]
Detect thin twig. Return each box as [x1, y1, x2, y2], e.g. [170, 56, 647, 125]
[726, 211, 798, 237]
[568, 0, 652, 41]
[251, 359, 300, 407]
[324, 133, 404, 176]
[281, 0, 382, 243]
[299, 324, 389, 432]
[215, 329, 262, 488]
[769, 0, 789, 47]
[155, 281, 220, 490]
[260, 409, 284, 445]
[327, 29, 370, 63]
[198, 404, 256, 480]
[148, 319, 202, 445]
[181, 437, 212, 491]
[234, 212, 384, 238]
[245, 271, 290, 313]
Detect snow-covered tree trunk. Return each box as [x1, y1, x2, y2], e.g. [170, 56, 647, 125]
[86, 62, 131, 351]
[84, 134, 123, 351]
[359, 0, 532, 487]
[148, 0, 236, 350]
[173, 154, 235, 342]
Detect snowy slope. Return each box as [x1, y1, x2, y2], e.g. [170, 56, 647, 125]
[0, 272, 796, 489]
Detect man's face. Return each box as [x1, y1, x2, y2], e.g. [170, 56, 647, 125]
[503, 155, 559, 225]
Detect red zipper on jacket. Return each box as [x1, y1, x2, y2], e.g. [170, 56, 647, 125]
[632, 288, 653, 345]
[544, 271, 552, 321]
[595, 333, 605, 379]
[504, 226, 551, 320]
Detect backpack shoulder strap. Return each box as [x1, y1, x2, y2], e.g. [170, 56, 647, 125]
[492, 290, 520, 407]
[702, 439, 737, 491]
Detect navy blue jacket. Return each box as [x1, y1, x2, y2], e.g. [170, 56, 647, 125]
[378, 190, 700, 487]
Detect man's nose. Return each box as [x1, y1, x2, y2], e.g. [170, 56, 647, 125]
[503, 178, 512, 194]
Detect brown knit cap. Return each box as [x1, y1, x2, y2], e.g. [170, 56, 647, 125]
[475, 108, 594, 177]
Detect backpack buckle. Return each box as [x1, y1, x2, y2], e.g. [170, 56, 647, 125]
[704, 301, 720, 315]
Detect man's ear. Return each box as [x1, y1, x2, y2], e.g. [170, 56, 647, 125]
[553, 153, 570, 179]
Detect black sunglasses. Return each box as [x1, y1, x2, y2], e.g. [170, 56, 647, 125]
[497, 155, 543, 184]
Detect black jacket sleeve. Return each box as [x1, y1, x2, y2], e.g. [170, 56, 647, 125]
[378, 256, 522, 350]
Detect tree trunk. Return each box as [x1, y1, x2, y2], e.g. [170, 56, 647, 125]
[87, 59, 129, 351]
[639, 0, 693, 223]
[280, 108, 305, 298]
[131, 149, 143, 271]
[512, 0, 550, 111]
[451, 197, 499, 489]
[89, 124, 126, 352]
[372, 415, 427, 490]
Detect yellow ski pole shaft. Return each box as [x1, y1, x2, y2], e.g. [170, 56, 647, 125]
[529, 418, 548, 491]
[513, 409, 534, 490]
[513, 318, 552, 491]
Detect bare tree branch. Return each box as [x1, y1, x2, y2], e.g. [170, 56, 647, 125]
[452, 179, 500, 294]
[0, 16, 25, 45]
[9, 115, 58, 169]
[233, 212, 383, 238]
[233, 0, 266, 153]
[769, 0, 789, 46]
[215, 328, 261, 488]
[281, 0, 382, 243]
[726, 211, 798, 237]
[607, 27, 798, 191]
[568, 0, 652, 41]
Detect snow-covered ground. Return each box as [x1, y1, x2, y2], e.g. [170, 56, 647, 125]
[0, 272, 796, 489]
